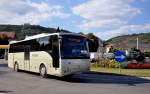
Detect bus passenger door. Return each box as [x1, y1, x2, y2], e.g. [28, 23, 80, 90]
[52, 35, 60, 68]
[24, 46, 30, 71]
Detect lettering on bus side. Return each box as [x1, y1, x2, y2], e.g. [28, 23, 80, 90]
[32, 54, 38, 57]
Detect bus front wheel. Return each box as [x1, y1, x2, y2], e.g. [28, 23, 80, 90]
[40, 65, 47, 78]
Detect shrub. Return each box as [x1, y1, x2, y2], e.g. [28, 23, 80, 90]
[144, 52, 150, 57]
[95, 59, 120, 68]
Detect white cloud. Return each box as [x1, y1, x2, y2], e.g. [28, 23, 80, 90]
[93, 24, 150, 40]
[72, 0, 150, 40]
[72, 0, 141, 30]
[0, 0, 69, 24]
[79, 19, 126, 30]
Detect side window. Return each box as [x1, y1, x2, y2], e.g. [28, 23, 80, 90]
[9, 42, 26, 53]
[18, 42, 25, 52]
[9, 44, 20, 53]
[39, 36, 52, 51]
[29, 39, 40, 51]
[13, 43, 22, 52]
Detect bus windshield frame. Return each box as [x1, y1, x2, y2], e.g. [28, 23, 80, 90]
[60, 35, 90, 59]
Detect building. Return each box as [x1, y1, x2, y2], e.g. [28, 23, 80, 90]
[0, 32, 16, 59]
[105, 43, 150, 55]
[0, 32, 16, 39]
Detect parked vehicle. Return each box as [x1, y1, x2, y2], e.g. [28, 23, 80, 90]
[103, 53, 114, 59]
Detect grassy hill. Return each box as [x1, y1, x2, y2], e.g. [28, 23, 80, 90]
[106, 33, 150, 44]
[105, 33, 150, 51]
[0, 24, 70, 40]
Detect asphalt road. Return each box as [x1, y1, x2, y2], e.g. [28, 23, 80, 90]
[0, 64, 150, 94]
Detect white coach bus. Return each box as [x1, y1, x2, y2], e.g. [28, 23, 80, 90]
[8, 33, 90, 77]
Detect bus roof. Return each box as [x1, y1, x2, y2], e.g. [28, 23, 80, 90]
[9, 33, 85, 44]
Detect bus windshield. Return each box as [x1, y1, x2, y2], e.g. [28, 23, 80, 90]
[61, 35, 89, 59]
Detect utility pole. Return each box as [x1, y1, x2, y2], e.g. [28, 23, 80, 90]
[137, 37, 139, 49]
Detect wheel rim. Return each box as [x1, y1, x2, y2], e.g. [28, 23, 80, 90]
[41, 67, 46, 76]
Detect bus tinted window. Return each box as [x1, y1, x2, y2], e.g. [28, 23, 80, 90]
[27, 39, 40, 51]
[9, 43, 25, 53]
[61, 35, 90, 59]
[9, 36, 52, 53]
[39, 37, 52, 51]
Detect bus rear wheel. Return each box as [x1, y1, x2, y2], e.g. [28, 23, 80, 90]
[14, 63, 19, 72]
[40, 65, 47, 78]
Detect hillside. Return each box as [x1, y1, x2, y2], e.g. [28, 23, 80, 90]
[0, 24, 70, 40]
[105, 33, 150, 51]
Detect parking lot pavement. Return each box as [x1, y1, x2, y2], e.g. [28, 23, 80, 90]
[0, 65, 150, 94]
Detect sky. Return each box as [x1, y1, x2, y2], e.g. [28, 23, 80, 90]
[0, 0, 150, 40]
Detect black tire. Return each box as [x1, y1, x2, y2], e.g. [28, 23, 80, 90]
[14, 63, 19, 72]
[39, 65, 47, 78]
